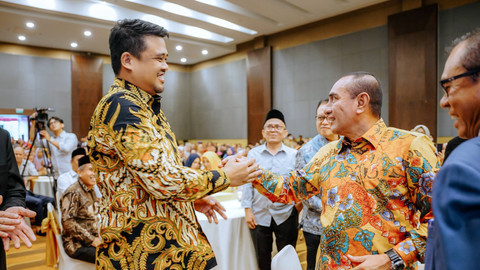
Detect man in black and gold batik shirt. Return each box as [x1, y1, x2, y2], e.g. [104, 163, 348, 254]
[88, 19, 260, 270]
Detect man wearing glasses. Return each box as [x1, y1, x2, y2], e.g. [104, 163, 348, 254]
[426, 30, 480, 270]
[241, 109, 299, 270]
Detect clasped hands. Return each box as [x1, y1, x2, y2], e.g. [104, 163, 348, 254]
[0, 195, 37, 251]
[194, 154, 262, 224]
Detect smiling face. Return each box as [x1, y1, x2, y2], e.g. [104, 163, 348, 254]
[125, 35, 169, 96]
[440, 42, 480, 139]
[78, 163, 96, 188]
[262, 118, 288, 144]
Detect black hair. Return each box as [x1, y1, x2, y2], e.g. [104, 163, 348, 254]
[109, 19, 169, 75]
[47, 116, 64, 128]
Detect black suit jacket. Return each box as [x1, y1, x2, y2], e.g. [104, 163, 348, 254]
[0, 128, 26, 210]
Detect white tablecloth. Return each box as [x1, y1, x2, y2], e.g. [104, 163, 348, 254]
[28, 176, 55, 198]
[196, 195, 258, 270]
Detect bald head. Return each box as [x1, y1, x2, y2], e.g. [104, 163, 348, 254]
[13, 146, 24, 165]
[342, 72, 383, 118]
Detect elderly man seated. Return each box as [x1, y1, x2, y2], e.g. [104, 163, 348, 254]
[61, 155, 100, 263]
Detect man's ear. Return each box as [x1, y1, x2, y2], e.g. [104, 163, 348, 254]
[356, 92, 370, 114]
[120, 52, 134, 71]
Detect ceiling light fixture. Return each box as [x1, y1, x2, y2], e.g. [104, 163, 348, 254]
[70, 42, 78, 48]
[26, 22, 35, 28]
[176, 45, 183, 51]
[18, 35, 26, 41]
[84, 30, 92, 37]
[180, 58, 187, 63]
[202, 49, 208, 55]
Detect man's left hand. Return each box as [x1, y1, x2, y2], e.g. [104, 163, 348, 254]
[348, 254, 391, 270]
[194, 196, 227, 224]
[2, 207, 37, 251]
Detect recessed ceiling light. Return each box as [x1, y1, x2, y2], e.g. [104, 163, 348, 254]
[176, 45, 183, 51]
[26, 22, 35, 28]
[18, 35, 26, 41]
[202, 49, 208, 55]
[70, 42, 78, 48]
[180, 58, 187, 63]
[84, 30, 92, 37]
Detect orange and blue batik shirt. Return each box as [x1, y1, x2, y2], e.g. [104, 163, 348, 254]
[253, 120, 439, 269]
[87, 78, 230, 270]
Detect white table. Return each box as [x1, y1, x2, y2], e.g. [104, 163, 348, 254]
[196, 194, 258, 270]
[27, 176, 55, 198]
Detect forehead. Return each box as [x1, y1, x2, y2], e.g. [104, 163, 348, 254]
[14, 147, 24, 154]
[264, 118, 285, 126]
[442, 42, 466, 79]
[142, 35, 168, 55]
[329, 77, 351, 96]
[317, 104, 328, 115]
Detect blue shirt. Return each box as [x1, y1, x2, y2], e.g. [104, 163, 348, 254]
[241, 143, 297, 226]
[295, 134, 331, 235]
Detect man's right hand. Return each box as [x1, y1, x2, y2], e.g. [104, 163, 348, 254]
[222, 157, 262, 187]
[245, 208, 257, 229]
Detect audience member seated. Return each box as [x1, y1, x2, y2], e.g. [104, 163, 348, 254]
[185, 153, 201, 170]
[61, 155, 100, 264]
[202, 151, 221, 170]
[32, 147, 47, 175]
[222, 146, 235, 159]
[13, 146, 55, 235]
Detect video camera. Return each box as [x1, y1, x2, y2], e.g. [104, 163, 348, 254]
[31, 107, 55, 131]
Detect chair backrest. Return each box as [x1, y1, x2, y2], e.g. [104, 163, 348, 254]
[47, 203, 95, 270]
[271, 245, 302, 270]
[55, 191, 63, 232]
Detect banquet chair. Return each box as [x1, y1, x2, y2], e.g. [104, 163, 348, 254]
[271, 244, 302, 270]
[46, 203, 95, 270]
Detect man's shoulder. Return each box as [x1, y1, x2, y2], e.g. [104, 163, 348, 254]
[311, 140, 339, 161]
[444, 137, 480, 166]
[64, 181, 81, 195]
[281, 144, 297, 155]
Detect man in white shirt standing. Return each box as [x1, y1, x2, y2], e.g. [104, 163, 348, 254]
[241, 109, 299, 270]
[31, 116, 78, 177]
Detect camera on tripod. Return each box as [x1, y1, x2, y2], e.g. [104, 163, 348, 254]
[31, 107, 55, 131]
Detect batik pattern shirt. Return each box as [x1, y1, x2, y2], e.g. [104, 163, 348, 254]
[253, 120, 439, 269]
[61, 179, 99, 257]
[88, 78, 229, 270]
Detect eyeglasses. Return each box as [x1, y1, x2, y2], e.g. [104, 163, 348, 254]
[440, 68, 480, 96]
[316, 115, 328, 122]
[264, 125, 285, 131]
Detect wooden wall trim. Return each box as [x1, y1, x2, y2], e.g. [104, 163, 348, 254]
[71, 53, 103, 139]
[247, 47, 272, 145]
[388, 4, 438, 138]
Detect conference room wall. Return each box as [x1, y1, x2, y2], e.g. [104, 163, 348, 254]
[273, 26, 389, 138]
[189, 60, 247, 140]
[0, 53, 72, 132]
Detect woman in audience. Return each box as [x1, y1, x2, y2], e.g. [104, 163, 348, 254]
[202, 151, 221, 170]
[184, 153, 201, 170]
[222, 146, 235, 159]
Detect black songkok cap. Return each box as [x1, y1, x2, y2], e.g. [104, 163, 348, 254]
[264, 109, 285, 125]
[71, 147, 86, 159]
[78, 155, 91, 168]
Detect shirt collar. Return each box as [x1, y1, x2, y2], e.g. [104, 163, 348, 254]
[260, 143, 287, 155]
[113, 77, 162, 107]
[336, 119, 386, 153]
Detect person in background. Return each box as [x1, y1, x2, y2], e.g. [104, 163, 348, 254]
[13, 146, 54, 235]
[185, 153, 202, 170]
[61, 155, 100, 263]
[241, 109, 299, 270]
[0, 128, 36, 269]
[426, 29, 480, 270]
[295, 98, 339, 270]
[30, 116, 78, 176]
[202, 151, 222, 171]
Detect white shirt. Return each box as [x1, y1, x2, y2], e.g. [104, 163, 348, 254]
[37, 130, 78, 176]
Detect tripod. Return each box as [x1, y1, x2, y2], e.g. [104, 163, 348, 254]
[23, 127, 58, 207]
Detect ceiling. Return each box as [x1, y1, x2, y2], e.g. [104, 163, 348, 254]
[0, 0, 388, 65]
